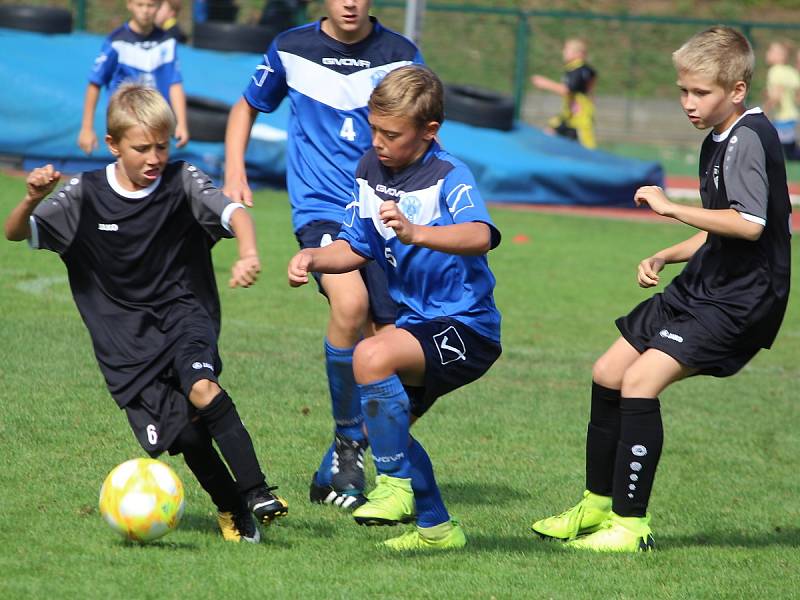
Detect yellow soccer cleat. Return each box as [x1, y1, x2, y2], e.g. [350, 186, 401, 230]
[382, 519, 466, 552]
[352, 474, 415, 526]
[217, 510, 260, 543]
[566, 512, 655, 553]
[531, 490, 612, 540]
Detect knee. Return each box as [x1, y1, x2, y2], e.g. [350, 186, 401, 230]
[189, 379, 221, 408]
[329, 294, 369, 335]
[353, 338, 395, 384]
[619, 365, 649, 398]
[592, 354, 623, 389]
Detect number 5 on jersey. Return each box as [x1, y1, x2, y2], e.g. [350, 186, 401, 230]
[340, 117, 356, 142]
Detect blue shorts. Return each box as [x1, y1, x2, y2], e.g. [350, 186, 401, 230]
[616, 293, 758, 378]
[399, 317, 502, 418]
[295, 219, 397, 325]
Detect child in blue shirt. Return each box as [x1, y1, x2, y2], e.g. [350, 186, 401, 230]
[288, 65, 502, 551]
[78, 0, 189, 154]
[226, 0, 423, 511]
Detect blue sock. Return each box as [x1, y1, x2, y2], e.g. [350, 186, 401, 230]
[358, 374, 411, 479]
[313, 442, 335, 487]
[325, 340, 364, 441]
[408, 437, 450, 528]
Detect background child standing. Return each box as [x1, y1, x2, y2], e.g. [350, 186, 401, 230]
[78, 0, 189, 154]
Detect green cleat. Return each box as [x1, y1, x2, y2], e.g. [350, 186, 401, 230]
[382, 519, 466, 552]
[352, 474, 415, 526]
[566, 512, 654, 553]
[531, 490, 612, 540]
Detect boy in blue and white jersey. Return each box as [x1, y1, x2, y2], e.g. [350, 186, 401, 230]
[226, 0, 423, 510]
[288, 66, 502, 551]
[78, 0, 189, 154]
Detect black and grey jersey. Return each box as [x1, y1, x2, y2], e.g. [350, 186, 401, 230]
[664, 109, 792, 349]
[30, 161, 244, 406]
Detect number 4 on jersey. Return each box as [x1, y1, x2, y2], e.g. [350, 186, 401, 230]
[340, 117, 357, 142]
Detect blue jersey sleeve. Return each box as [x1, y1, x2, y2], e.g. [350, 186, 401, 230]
[88, 38, 118, 87]
[337, 190, 374, 260]
[243, 41, 288, 113]
[169, 51, 183, 86]
[442, 163, 501, 249]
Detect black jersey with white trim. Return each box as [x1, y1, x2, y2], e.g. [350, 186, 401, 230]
[30, 161, 240, 406]
[663, 110, 791, 350]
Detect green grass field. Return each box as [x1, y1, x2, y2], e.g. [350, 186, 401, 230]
[0, 170, 798, 599]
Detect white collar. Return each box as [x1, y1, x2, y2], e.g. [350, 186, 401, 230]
[105, 163, 161, 198]
[712, 107, 763, 142]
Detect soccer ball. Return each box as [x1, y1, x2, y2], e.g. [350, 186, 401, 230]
[99, 458, 185, 543]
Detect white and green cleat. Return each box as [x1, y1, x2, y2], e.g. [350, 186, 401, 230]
[531, 490, 612, 540]
[566, 512, 654, 553]
[381, 519, 466, 552]
[353, 474, 415, 526]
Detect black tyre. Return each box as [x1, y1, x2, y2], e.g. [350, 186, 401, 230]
[444, 84, 515, 131]
[192, 21, 277, 54]
[0, 5, 72, 34]
[186, 95, 232, 142]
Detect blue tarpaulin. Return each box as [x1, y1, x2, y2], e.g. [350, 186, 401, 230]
[0, 28, 662, 204]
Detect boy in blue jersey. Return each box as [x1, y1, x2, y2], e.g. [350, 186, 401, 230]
[78, 0, 189, 154]
[288, 66, 503, 551]
[225, 0, 424, 510]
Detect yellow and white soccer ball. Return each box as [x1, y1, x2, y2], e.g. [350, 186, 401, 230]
[99, 458, 185, 543]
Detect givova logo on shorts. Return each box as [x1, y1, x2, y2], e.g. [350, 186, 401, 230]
[433, 326, 467, 365]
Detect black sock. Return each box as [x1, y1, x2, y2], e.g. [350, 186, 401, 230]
[197, 390, 266, 495]
[171, 420, 243, 513]
[585, 381, 621, 496]
[612, 397, 663, 518]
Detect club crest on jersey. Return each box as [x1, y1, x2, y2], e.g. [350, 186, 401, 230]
[399, 195, 422, 223]
[322, 57, 371, 68]
[433, 326, 467, 365]
[371, 70, 388, 87]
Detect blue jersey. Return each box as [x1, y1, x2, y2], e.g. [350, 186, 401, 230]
[338, 142, 502, 342]
[243, 18, 423, 232]
[89, 23, 182, 100]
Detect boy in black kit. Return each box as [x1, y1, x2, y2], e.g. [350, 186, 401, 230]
[530, 26, 791, 552]
[5, 84, 287, 544]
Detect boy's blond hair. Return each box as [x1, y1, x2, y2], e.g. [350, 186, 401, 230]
[565, 38, 587, 55]
[368, 65, 444, 127]
[106, 83, 176, 141]
[672, 26, 754, 90]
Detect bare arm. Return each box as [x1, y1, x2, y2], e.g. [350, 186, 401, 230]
[637, 231, 707, 288]
[5, 165, 61, 241]
[379, 200, 492, 254]
[224, 98, 259, 206]
[77, 83, 101, 154]
[634, 185, 763, 241]
[288, 240, 368, 287]
[227, 207, 260, 288]
[531, 74, 568, 96]
[169, 83, 190, 148]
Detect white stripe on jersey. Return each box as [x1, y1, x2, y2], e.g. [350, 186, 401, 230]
[739, 211, 766, 226]
[111, 38, 176, 73]
[278, 52, 413, 111]
[356, 178, 443, 240]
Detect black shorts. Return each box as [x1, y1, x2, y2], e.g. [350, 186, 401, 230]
[295, 219, 397, 325]
[399, 317, 502, 418]
[616, 293, 759, 378]
[124, 326, 221, 456]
